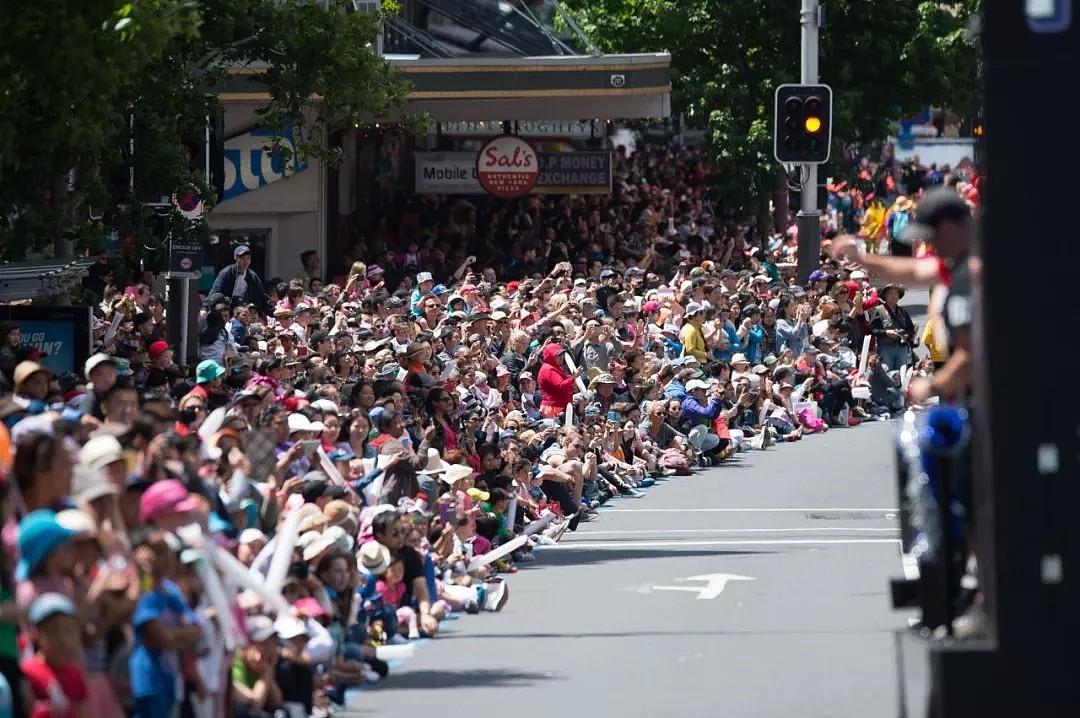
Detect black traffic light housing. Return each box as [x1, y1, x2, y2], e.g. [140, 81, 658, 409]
[773, 83, 833, 164]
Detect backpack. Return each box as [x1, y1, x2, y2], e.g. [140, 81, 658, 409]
[659, 448, 691, 475]
[890, 210, 910, 240]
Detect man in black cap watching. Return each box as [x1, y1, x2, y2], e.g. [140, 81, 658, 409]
[300, 470, 349, 508]
[206, 244, 272, 315]
[310, 331, 333, 360]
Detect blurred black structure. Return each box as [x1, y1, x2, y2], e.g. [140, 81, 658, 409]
[894, 2, 1080, 716]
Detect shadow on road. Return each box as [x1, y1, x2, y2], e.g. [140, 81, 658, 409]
[531, 548, 774, 568]
[362, 667, 560, 691]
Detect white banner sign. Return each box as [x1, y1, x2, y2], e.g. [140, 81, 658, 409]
[414, 152, 483, 194]
[437, 120, 603, 139]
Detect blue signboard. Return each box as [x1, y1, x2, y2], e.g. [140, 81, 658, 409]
[0, 306, 92, 377]
[221, 125, 309, 202]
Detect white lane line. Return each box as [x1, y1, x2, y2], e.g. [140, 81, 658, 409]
[577, 527, 901, 536]
[600, 508, 899, 513]
[544, 538, 903, 550]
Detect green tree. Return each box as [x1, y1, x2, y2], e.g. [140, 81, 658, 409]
[0, 0, 409, 269]
[565, 0, 980, 221]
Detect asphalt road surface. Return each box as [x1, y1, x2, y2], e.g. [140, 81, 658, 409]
[347, 419, 920, 718]
[348, 288, 931, 717]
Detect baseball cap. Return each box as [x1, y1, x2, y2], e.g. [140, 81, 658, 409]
[275, 616, 308, 640]
[84, 353, 116, 377]
[16, 511, 78, 581]
[148, 341, 170, 360]
[139, 479, 199, 523]
[287, 413, 316, 433]
[28, 593, 77, 626]
[327, 446, 357, 463]
[686, 379, 710, 392]
[416, 272, 434, 284]
[808, 269, 827, 283]
[234, 245, 252, 257]
[245, 614, 277, 643]
[897, 187, 971, 244]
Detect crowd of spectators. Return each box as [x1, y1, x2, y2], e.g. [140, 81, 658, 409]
[0, 138, 959, 717]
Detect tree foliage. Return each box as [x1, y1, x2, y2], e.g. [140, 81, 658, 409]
[0, 0, 410, 262]
[565, 0, 980, 216]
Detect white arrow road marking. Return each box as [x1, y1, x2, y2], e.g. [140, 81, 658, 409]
[649, 573, 757, 600]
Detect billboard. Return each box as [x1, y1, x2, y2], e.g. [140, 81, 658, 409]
[0, 306, 93, 377]
[416, 151, 611, 195]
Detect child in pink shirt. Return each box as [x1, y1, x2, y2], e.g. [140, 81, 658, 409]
[375, 556, 420, 640]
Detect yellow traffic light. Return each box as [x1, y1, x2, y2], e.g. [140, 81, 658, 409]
[804, 116, 822, 134]
[974, 124, 984, 137]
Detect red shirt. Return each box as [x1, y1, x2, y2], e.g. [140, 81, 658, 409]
[20, 657, 89, 718]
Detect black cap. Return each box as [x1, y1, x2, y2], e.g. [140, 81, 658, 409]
[311, 330, 331, 345]
[300, 475, 330, 504]
[897, 188, 971, 244]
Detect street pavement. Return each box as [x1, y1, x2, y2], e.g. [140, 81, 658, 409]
[347, 419, 920, 718]
[347, 288, 932, 717]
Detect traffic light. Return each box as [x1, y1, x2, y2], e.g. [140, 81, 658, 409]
[773, 84, 833, 164]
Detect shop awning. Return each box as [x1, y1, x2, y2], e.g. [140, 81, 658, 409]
[0, 258, 97, 302]
[220, 1, 670, 121]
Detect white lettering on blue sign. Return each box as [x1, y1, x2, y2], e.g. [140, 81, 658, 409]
[221, 125, 309, 202]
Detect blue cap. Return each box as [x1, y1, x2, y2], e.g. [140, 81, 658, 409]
[431, 284, 450, 296]
[808, 269, 827, 283]
[327, 447, 358, 462]
[195, 359, 225, 384]
[16, 510, 77, 581]
[234, 245, 252, 257]
[27, 592, 76, 625]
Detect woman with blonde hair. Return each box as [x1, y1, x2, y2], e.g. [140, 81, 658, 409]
[344, 261, 368, 300]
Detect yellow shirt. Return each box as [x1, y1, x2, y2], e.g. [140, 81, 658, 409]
[680, 322, 708, 363]
[922, 319, 948, 363]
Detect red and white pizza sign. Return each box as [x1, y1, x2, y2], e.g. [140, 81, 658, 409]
[476, 135, 539, 198]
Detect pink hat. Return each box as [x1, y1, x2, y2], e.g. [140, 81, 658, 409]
[139, 479, 199, 523]
[642, 300, 661, 314]
[293, 597, 329, 620]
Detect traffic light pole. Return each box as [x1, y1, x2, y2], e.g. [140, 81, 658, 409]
[795, 0, 820, 285]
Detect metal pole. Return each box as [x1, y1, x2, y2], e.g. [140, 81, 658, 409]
[796, 0, 820, 284]
[179, 278, 190, 367]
